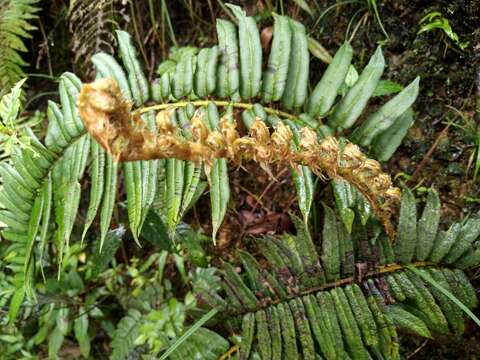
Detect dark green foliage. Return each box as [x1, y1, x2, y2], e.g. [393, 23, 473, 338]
[197, 195, 480, 359]
[0, 0, 39, 94]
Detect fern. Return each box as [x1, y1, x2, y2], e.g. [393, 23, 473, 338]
[68, 0, 126, 74]
[195, 192, 480, 359]
[0, 5, 420, 313]
[165, 327, 229, 360]
[0, 0, 39, 95]
[78, 5, 418, 237]
[0, 33, 158, 311]
[111, 309, 143, 360]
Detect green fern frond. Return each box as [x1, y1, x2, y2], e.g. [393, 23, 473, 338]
[69, 0, 126, 74]
[0, 30, 159, 311]
[0, 0, 39, 94]
[195, 194, 480, 359]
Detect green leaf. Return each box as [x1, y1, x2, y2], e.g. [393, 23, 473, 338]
[394, 188, 417, 264]
[0, 78, 25, 125]
[332, 179, 356, 233]
[171, 51, 196, 99]
[262, 14, 292, 102]
[371, 108, 414, 162]
[206, 106, 230, 243]
[286, 121, 314, 226]
[227, 4, 262, 99]
[307, 42, 352, 117]
[293, 0, 313, 15]
[330, 47, 385, 129]
[48, 327, 64, 360]
[387, 304, 431, 338]
[111, 309, 142, 360]
[159, 309, 219, 360]
[407, 266, 480, 328]
[353, 77, 420, 146]
[216, 19, 239, 98]
[443, 218, 480, 264]
[429, 223, 461, 263]
[321, 204, 340, 281]
[292, 165, 314, 226]
[307, 36, 333, 64]
[372, 80, 403, 97]
[169, 327, 229, 360]
[24, 178, 47, 298]
[81, 141, 105, 242]
[165, 159, 185, 237]
[282, 19, 309, 109]
[99, 155, 118, 250]
[90, 227, 125, 278]
[415, 188, 440, 261]
[194, 46, 219, 98]
[8, 286, 25, 323]
[115, 30, 149, 105]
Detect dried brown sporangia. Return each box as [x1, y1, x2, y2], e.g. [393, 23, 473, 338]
[78, 78, 401, 237]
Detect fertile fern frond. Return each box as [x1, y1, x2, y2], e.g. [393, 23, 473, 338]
[196, 193, 480, 359]
[78, 78, 401, 237]
[69, 0, 126, 74]
[1, 5, 420, 309]
[0, 0, 39, 94]
[77, 5, 419, 237]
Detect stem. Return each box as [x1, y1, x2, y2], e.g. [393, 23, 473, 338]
[137, 100, 299, 121]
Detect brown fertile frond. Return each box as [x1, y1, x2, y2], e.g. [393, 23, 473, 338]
[78, 78, 401, 237]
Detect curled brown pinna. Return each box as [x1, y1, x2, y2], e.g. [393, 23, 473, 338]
[78, 78, 401, 237]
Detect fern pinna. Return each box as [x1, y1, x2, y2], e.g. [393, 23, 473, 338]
[194, 191, 480, 360]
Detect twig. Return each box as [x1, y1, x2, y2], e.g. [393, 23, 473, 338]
[406, 339, 429, 359]
[348, 11, 368, 43]
[37, 19, 52, 76]
[218, 345, 239, 360]
[410, 123, 452, 184]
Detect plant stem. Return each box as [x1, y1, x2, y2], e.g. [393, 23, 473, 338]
[137, 100, 299, 121]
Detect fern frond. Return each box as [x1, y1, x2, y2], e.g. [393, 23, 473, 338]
[1, 5, 421, 309]
[69, 0, 126, 74]
[110, 309, 142, 360]
[78, 79, 400, 236]
[0, 31, 158, 309]
[197, 195, 480, 359]
[77, 8, 419, 238]
[0, 0, 39, 94]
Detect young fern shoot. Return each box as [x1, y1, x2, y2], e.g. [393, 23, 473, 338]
[78, 77, 401, 237]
